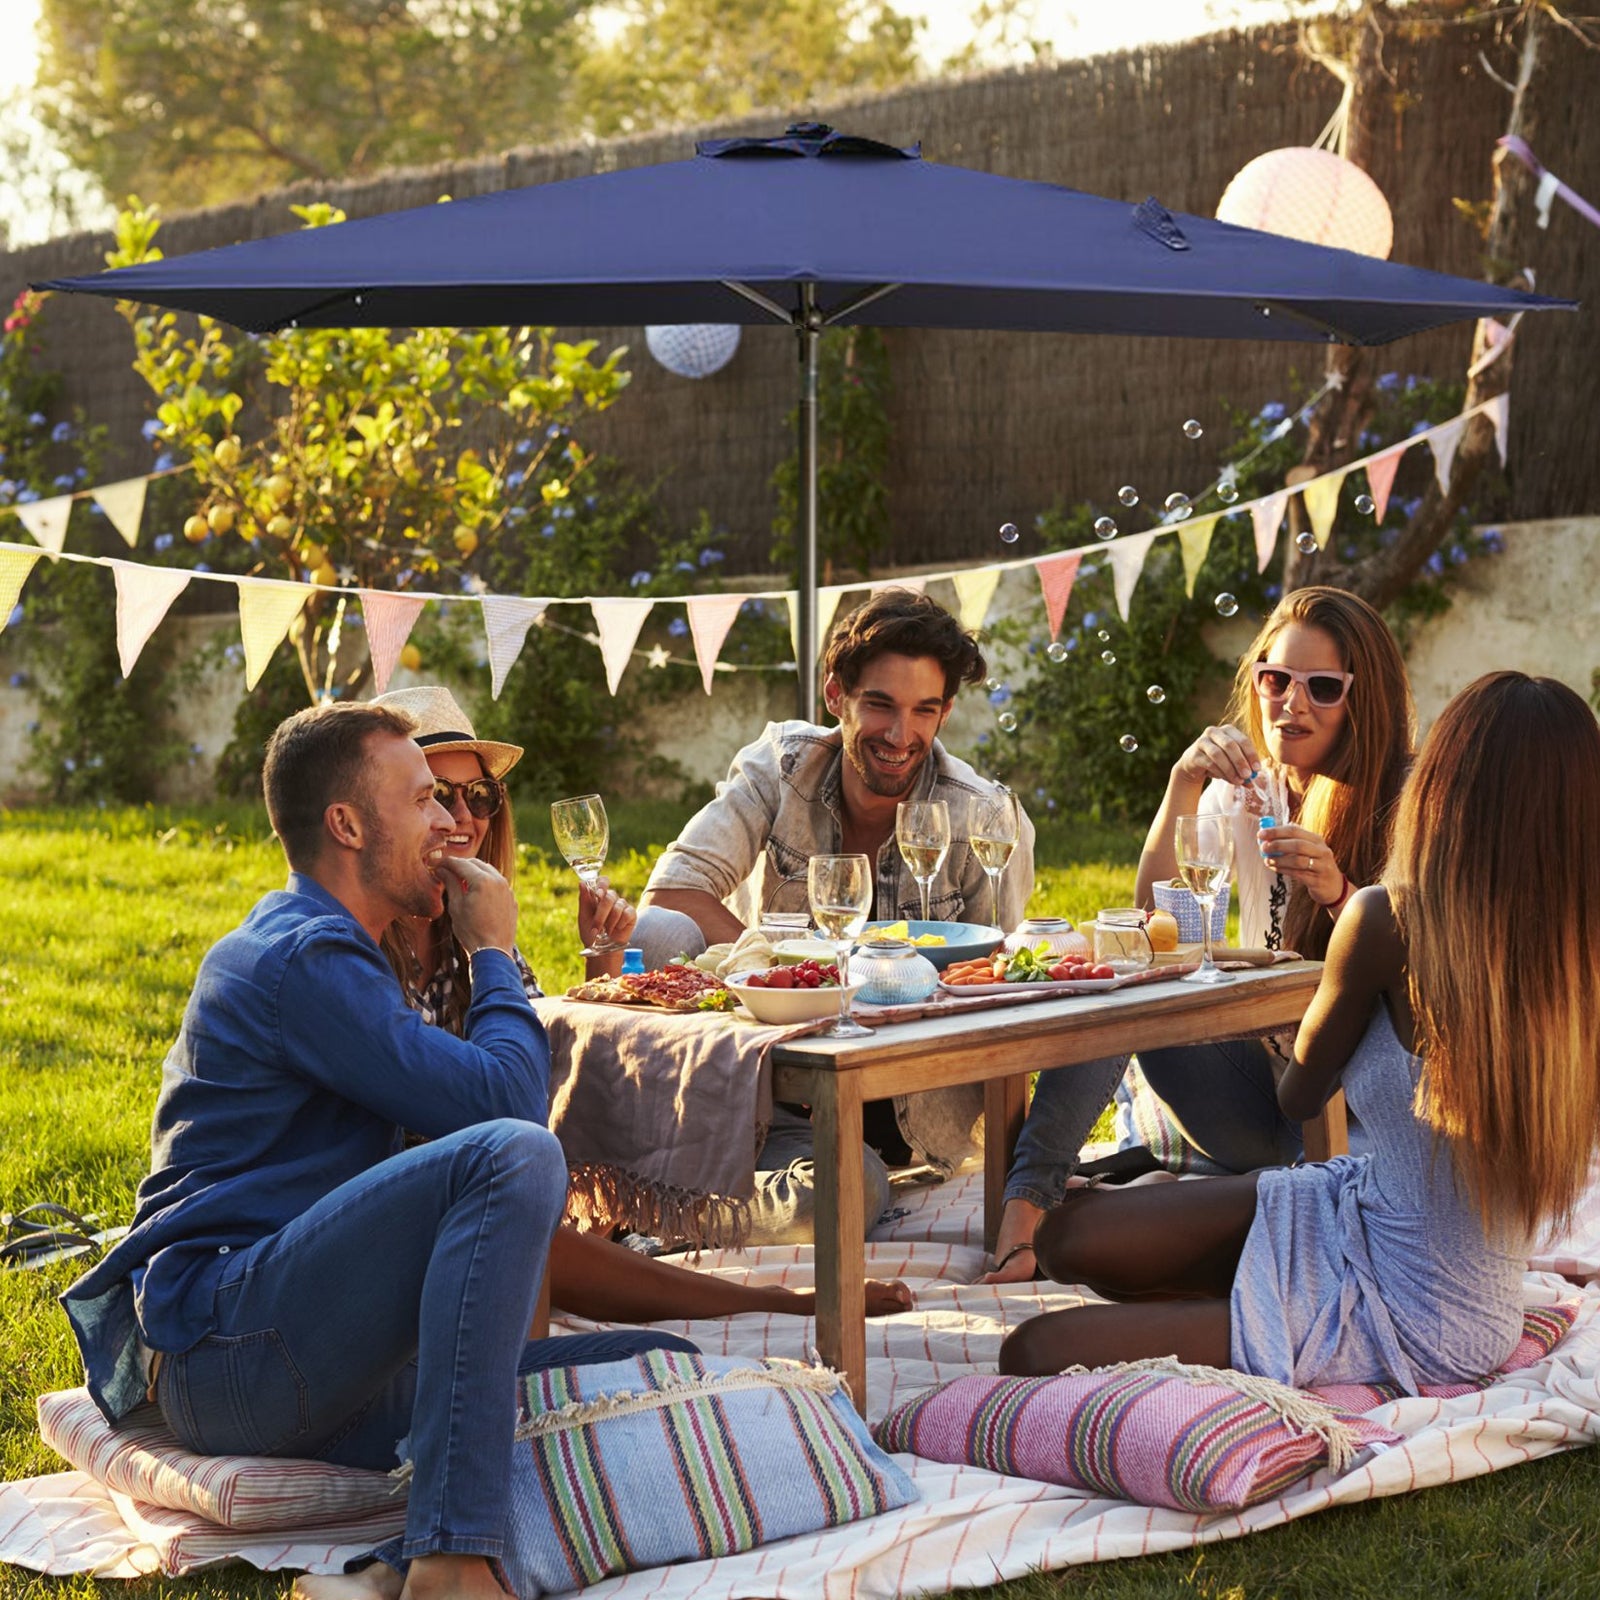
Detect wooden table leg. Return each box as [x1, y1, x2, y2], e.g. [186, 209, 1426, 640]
[1302, 1088, 1349, 1163]
[811, 1068, 868, 1412]
[983, 1073, 1029, 1253]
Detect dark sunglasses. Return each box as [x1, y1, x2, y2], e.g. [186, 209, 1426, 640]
[431, 776, 506, 819]
[1251, 660, 1354, 709]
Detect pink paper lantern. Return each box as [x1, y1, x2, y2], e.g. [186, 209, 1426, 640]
[1216, 147, 1393, 260]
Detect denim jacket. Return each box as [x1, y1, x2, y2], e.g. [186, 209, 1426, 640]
[61, 874, 549, 1421]
[645, 721, 1035, 930]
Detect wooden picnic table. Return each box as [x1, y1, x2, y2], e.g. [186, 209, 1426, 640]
[770, 961, 1327, 1411]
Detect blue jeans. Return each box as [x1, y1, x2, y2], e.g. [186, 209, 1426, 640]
[1003, 1054, 1132, 1210]
[748, 1103, 894, 1245]
[154, 1120, 696, 1563]
[1136, 1041, 1303, 1172]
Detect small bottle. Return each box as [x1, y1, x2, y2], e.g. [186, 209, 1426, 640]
[620, 947, 646, 975]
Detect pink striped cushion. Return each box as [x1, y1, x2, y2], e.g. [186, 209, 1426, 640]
[37, 1389, 399, 1531]
[874, 1369, 1399, 1512]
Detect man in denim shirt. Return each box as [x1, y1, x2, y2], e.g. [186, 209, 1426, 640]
[61, 702, 686, 1600]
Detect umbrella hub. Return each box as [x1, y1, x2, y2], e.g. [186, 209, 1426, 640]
[697, 123, 920, 162]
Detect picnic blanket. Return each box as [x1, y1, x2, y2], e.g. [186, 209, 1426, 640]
[6, 1167, 1600, 1588]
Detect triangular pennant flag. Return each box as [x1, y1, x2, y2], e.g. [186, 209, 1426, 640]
[1177, 516, 1218, 597]
[686, 593, 745, 694]
[786, 585, 849, 664]
[1250, 491, 1289, 572]
[1301, 470, 1346, 551]
[590, 597, 653, 694]
[110, 559, 191, 677]
[360, 590, 428, 695]
[480, 595, 550, 699]
[237, 580, 310, 690]
[1364, 449, 1404, 524]
[1427, 415, 1469, 493]
[0, 545, 43, 627]
[1483, 392, 1510, 467]
[92, 478, 150, 549]
[13, 495, 73, 554]
[1107, 530, 1159, 621]
[951, 567, 1002, 633]
[1035, 551, 1082, 639]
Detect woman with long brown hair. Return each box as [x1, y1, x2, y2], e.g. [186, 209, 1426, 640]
[983, 587, 1414, 1282]
[1001, 672, 1600, 1385]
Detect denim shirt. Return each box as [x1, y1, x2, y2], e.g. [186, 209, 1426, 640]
[61, 874, 550, 1422]
[645, 721, 1035, 930]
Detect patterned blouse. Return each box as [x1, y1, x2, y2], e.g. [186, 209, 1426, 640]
[404, 938, 544, 1037]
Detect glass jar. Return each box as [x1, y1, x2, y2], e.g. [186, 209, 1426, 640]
[1003, 917, 1090, 961]
[848, 938, 940, 1005]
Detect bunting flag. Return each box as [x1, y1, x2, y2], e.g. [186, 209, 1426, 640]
[109, 560, 192, 677]
[480, 595, 550, 699]
[1177, 516, 1218, 597]
[13, 495, 73, 555]
[0, 546, 43, 628]
[238, 580, 311, 690]
[1250, 491, 1288, 572]
[360, 590, 428, 695]
[1427, 415, 1469, 493]
[1301, 471, 1345, 550]
[1484, 392, 1510, 466]
[786, 584, 848, 663]
[590, 597, 654, 694]
[1035, 551, 1082, 640]
[92, 479, 150, 549]
[952, 567, 1002, 633]
[1107, 531, 1159, 622]
[686, 593, 745, 694]
[1364, 449, 1404, 524]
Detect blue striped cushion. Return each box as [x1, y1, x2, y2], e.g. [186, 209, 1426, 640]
[501, 1350, 916, 1595]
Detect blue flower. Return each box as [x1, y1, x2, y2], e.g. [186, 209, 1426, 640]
[1400, 497, 1423, 519]
[987, 686, 1012, 707]
[25, 719, 39, 733]
[154, 451, 176, 470]
[26, 411, 46, 429]
[51, 421, 73, 443]
[7, 604, 22, 627]
[1358, 430, 1380, 449]
[0, 479, 13, 500]
[1404, 375, 1419, 392]
[346, 613, 365, 628]
[667, 617, 688, 638]
[1376, 373, 1400, 392]
[1341, 543, 1358, 560]
[540, 522, 556, 538]
[15, 487, 39, 503]
[62, 757, 76, 772]
[546, 424, 565, 441]
[675, 560, 695, 573]
[194, 563, 211, 573]
[1379, 526, 1399, 547]
[190, 741, 204, 756]
[585, 495, 597, 510]
[153, 533, 174, 551]
[975, 732, 991, 748]
[506, 470, 525, 491]
[72, 466, 87, 484]
[629, 569, 652, 588]
[698, 548, 724, 567]
[1425, 551, 1445, 576]
[52, 474, 74, 490]
[224, 643, 244, 664]
[1408, 420, 1430, 438]
[1258, 402, 1286, 423]
[1448, 544, 1469, 566]
[1082, 610, 1099, 629]
[1033, 786, 1047, 800]
[1264, 583, 1282, 601]
[515, 437, 534, 457]
[1045, 797, 1057, 813]
[8, 670, 28, 687]
[1063, 635, 1078, 652]
[1481, 527, 1505, 554]
[141, 419, 163, 440]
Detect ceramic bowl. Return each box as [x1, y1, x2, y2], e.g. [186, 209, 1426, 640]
[725, 969, 864, 1025]
[859, 920, 1004, 971]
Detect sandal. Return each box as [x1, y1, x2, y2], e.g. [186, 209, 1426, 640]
[1, 1203, 121, 1270]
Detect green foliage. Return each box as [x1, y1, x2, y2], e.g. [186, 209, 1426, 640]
[772, 326, 893, 580]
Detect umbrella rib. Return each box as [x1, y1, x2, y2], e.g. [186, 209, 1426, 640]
[1254, 298, 1358, 346]
[821, 283, 903, 326]
[721, 281, 795, 323]
[264, 287, 371, 332]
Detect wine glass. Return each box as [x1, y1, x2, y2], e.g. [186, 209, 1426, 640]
[806, 853, 873, 1039]
[896, 800, 951, 924]
[550, 794, 623, 957]
[1174, 813, 1235, 986]
[969, 786, 1019, 928]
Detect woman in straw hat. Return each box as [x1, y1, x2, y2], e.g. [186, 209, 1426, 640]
[1000, 672, 1600, 1387]
[371, 686, 911, 1323]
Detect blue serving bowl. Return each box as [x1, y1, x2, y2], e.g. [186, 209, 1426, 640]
[859, 920, 1004, 971]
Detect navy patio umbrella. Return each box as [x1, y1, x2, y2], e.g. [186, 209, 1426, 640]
[41, 123, 1572, 717]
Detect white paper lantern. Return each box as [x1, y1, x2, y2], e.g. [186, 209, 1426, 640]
[645, 323, 742, 379]
[1217, 147, 1394, 260]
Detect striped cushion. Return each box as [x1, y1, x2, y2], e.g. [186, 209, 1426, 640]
[498, 1349, 917, 1596]
[874, 1367, 1399, 1513]
[36, 1389, 398, 1531]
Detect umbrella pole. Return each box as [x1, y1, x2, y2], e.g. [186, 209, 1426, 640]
[797, 285, 822, 723]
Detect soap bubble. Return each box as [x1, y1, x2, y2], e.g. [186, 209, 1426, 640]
[985, 676, 1002, 692]
[1146, 684, 1166, 704]
[1046, 640, 1069, 663]
[1163, 492, 1191, 520]
[1119, 734, 1140, 752]
[1355, 494, 1375, 515]
[1100, 649, 1117, 665]
[1218, 478, 1240, 504]
[1214, 593, 1239, 618]
[1182, 419, 1203, 439]
[1296, 530, 1318, 554]
[999, 521, 1019, 544]
[1117, 485, 1140, 507]
[1093, 516, 1118, 540]
[998, 711, 1018, 733]
[1095, 629, 1109, 642]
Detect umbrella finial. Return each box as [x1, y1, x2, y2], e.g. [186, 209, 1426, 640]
[697, 126, 920, 161]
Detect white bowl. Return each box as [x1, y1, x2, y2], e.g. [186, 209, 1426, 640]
[771, 937, 840, 965]
[725, 969, 864, 1025]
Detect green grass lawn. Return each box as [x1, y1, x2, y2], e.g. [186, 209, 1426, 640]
[2, 803, 1596, 1599]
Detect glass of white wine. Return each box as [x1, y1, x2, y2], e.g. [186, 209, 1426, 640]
[1174, 813, 1234, 986]
[969, 786, 1019, 928]
[550, 794, 623, 958]
[895, 799, 950, 924]
[806, 853, 873, 1039]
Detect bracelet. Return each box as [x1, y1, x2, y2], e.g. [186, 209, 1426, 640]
[1326, 877, 1356, 917]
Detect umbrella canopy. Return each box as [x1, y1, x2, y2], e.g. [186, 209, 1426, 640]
[39, 123, 1573, 714]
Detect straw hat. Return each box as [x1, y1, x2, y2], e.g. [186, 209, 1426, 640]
[369, 685, 523, 780]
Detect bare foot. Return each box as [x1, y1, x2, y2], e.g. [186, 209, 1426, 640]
[400, 1554, 506, 1600]
[976, 1198, 1044, 1284]
[292, 1565, 403, 1600]
[865, 1278, 915, 1316]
